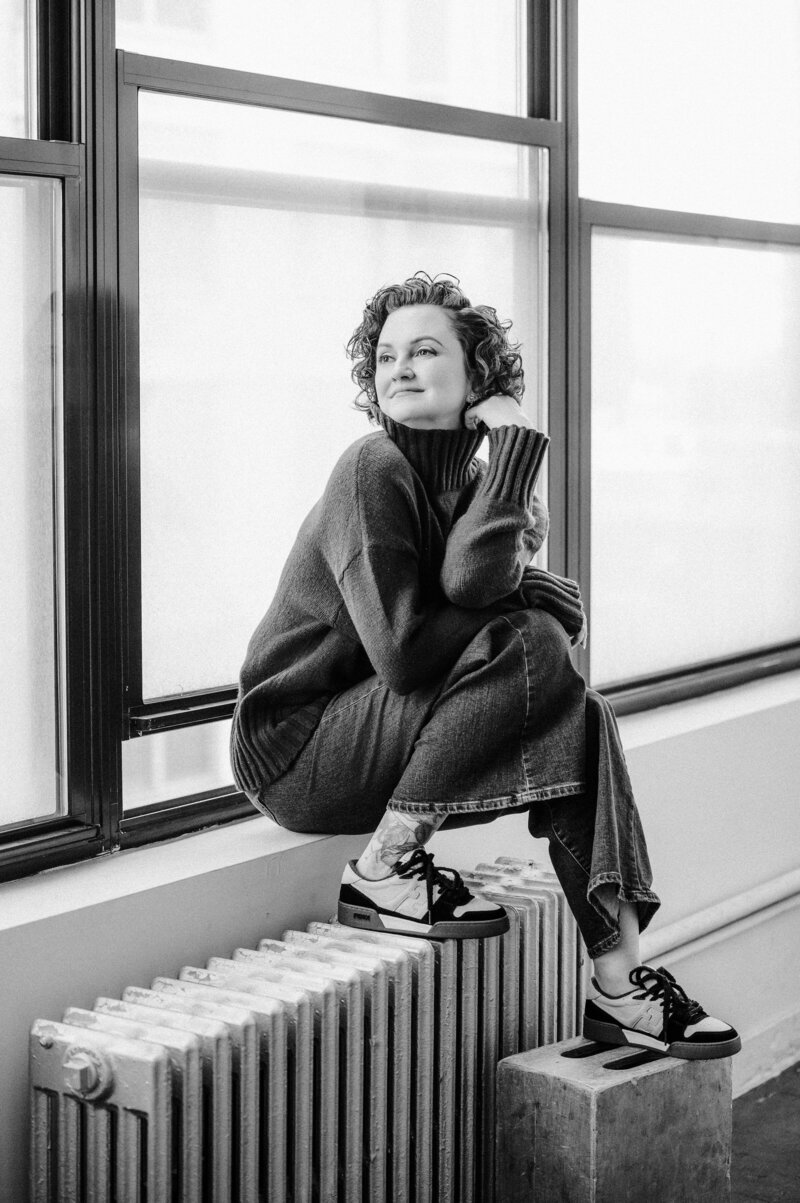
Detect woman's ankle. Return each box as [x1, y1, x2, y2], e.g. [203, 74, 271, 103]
[355, 807, 443, 881]
[592, 898, 643, 994]
[593, 963, 636, 996]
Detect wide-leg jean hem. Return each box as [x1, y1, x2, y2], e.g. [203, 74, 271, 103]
[387, 779, 586, 816]
[582, 871, 662, 959]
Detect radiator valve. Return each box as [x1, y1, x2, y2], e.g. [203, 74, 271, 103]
[62, 1047, 112, 1101]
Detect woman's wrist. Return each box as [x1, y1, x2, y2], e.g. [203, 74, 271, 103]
[478, 424, 549, 504]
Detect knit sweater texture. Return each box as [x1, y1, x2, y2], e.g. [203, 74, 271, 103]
[231, 407, 579, 798]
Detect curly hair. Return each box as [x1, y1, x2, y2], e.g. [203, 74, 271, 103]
[346, 271, 524, 416]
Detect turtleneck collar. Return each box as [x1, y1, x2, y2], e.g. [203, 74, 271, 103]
[370, 403, 483, 492]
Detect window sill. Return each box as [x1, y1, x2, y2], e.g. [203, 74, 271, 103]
[617, 666, 800, 750]
[0, 815, 329, 934]
[3, 668, 799, 934]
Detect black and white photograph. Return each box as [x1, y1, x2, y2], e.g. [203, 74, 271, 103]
[2, 2, 799, 1200]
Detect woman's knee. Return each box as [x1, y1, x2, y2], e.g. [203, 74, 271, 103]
[458, 607, 569, 673]
[502, 607, 585, 698]
[503, 606, 574, 655]
[439, 609, 582, 739]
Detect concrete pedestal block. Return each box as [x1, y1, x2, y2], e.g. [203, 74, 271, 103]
[496, 1037, 732, 1202]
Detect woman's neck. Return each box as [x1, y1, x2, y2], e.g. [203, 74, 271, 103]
[370, 403, 483, 492]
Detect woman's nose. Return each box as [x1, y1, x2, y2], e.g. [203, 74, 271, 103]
[393, 355, 414, 379]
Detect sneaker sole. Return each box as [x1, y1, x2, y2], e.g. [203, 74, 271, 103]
[338, 899, 509, 940]
[584, 1015, 742, 1060]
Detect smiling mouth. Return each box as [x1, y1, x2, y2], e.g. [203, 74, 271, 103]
[391, 388, 424, 397]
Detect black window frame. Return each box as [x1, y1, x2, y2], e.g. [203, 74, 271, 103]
[0, 139, 99, 881]
[0, 0, 98, 881]
[574, 205, 800, 715]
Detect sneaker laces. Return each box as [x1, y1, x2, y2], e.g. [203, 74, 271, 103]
[395, 847, 473, 920]
[629, 965, 707, 1029]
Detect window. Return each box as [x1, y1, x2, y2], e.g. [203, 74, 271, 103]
[133, 93, 547, 710]
[0, 175, 65, 823]
[1, 0, 88, 881]
[577, 1, 800, 709]
[589, 225, 800, 688]
[578, 0, 800, 225]
[116, 31, 555, 816]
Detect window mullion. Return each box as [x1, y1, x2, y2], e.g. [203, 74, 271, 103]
[85, 0, 125, 852]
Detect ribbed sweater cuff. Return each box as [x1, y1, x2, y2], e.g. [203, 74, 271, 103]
[479, 426, 549, 504]
[232, 694, 325, 793]
[532, 589, 584, 625]
[521, 568, 585, 638]
[525, 567, 581, 599]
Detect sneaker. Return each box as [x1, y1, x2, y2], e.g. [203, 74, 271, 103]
[338, 846, 509, 940]
[584, 965, 742, 1060]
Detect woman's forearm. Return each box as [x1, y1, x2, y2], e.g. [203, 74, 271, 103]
[440, 425, 549, 607]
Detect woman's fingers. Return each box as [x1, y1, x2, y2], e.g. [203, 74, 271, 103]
[466, 394, 535, 430]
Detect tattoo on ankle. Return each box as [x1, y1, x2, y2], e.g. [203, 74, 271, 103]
[372, 813, 441, 873]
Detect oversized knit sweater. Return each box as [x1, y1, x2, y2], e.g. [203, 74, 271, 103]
[231, 408, 579, 798]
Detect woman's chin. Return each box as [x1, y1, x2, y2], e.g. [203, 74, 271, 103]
[385, 405, 462, 431]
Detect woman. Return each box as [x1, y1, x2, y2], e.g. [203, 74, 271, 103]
[231, 272, 739, 1061]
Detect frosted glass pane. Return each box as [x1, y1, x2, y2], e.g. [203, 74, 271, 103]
[0, 176, 65, 824]
[138, 92, 547, 699]
[122, 720, 234, 810]
[590, 228, 800, 686]
[118, 0, 527, 116]
[0, 0, 34, 136]
[579, 0, 800, 223]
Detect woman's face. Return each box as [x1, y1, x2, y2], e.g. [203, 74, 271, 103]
[374, 304, 471, 430]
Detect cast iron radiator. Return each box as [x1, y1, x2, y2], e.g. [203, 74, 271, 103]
[29, 856, 589, 1202]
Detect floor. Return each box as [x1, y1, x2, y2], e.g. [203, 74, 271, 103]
[732, 1061, 800, 1202]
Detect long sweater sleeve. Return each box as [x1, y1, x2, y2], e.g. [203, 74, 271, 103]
[339, 543, 514, 695]
[336, 440, 517, 695]
[439, 425, 550, 608]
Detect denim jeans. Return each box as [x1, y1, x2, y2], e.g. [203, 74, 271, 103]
[253, 608, 660, 958]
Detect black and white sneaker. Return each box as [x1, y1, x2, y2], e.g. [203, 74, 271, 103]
[338, 847, 509, 940]
[584, 965, 742, 1060]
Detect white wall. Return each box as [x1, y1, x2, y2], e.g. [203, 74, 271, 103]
[2, 673, 799, 1202]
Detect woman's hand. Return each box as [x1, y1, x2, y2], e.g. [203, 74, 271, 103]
[464, 393, 535, 431]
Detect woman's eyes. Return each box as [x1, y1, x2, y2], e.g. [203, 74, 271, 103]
[377, 347, 436, 363]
